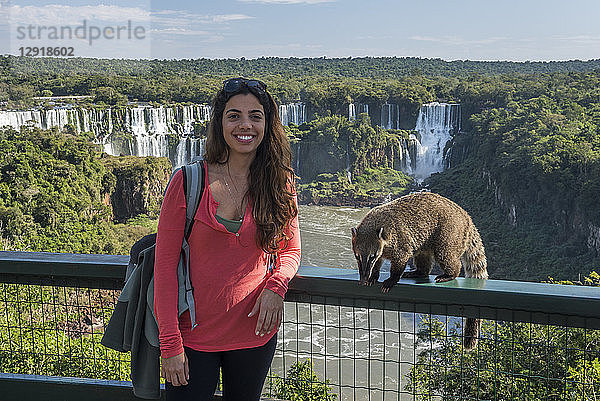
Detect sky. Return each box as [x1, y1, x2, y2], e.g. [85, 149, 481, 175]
[1, 0, 599, 61]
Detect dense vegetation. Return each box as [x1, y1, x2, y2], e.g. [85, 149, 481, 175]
[2, 55, 600, 122]
[2, 57, 600, 279]
[290, 114, 415, 204]
[0, 125, 165, 254]
[4, 55, 600, 78]
[426, 71, 600, 280]
[408, 272, 600, 400]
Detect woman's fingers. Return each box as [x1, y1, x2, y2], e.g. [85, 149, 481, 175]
[170, 370, 188, 386]
[262, 309, 275, 335]
[184, 352, 189, 381]
[161, 351, 189, 386]
[252, 289, 284, 336]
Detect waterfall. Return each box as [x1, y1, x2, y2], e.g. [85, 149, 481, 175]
[380, 103, 399, 129]
[279, 103, 306, 126]
[361, 104, 369, 117]
[407, 102, 460, 182]
[295, 142, 301, 175]
[174, 137, 206, 168]
[346, 142, 352, 183]
[0, 105, 212, 168]
[0, 108, 77, 131]
[349, 103, 369, 121]
[396, 137, 414, 172]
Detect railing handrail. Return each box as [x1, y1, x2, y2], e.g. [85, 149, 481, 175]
[1, 250, 599, 328]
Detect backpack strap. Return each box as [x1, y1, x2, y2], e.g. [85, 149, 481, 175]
[178, 160, 205, 330]
[182, 161, 205, 239]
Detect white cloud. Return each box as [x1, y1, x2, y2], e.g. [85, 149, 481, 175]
[150, 28, 225, 43]
[410, 35, 508, 46]
[238, 0, 335, 4]
[7, 5, 252, 29]
[356, 35, 394, 41]
[150, 10, 253, 25]
[151, 28, 211, 36]
[211, 14, 254, 23]
[6, 5, 250, 55]
[554, 35, 600, 45]
[8, 4, 150, 25]
[148, 10, 251, 42]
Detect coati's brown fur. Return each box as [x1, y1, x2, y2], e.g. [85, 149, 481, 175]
[351, 192, 488, 350]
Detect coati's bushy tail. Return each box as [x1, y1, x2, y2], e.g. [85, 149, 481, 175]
[462, 223, 488, 279]
[464, 318, 480, 350]
[462, 222, 487, 350]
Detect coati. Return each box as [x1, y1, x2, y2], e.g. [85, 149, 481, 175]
[351, 192, 488, 350]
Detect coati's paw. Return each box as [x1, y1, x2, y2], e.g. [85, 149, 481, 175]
[402, 270, 427, 279]
[366, 275, 381, 286]
[434, 273, 457, 283]
[381, 278, 397, 293]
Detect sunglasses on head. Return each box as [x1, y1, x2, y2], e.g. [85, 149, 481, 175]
[222, 78, 267, 97]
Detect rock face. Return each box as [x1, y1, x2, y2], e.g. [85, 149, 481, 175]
[102, 156, 172, 222]
[480, 166, 600, 256]
[589, 223, 600, 255]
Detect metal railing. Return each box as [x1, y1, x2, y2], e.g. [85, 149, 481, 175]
[1, 251, 599, 401]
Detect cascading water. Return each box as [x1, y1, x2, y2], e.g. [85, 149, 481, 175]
[279, 103, 306, 126]
[1, 102, 461, 179]
[348, 103, 369, 121]
[0, 104, 211, 167]
[380, 103, 399, 129]
[405, 102, 460, 182]
[346, 142, 352, 183]
[296, 142, 301, 175]
[175, 137, 206, 168]
[395, 137, 414, 172]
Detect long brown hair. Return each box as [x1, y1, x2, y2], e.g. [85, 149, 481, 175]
[204, 80, 298, 254]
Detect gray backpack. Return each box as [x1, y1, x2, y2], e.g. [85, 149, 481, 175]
[101, 160, 205, 399]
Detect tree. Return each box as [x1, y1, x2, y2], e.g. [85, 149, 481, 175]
[271, 361, 337, 401]
[406, 272, 600, 401]
[93, 86, 127, 105]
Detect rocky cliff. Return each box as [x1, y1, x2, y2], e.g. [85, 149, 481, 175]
[102, 155, 172, 222]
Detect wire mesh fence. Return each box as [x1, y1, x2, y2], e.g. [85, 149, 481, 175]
[0, 280, 129, 381]
[1, 256, 599, 401]
[271, 299, 600, 401]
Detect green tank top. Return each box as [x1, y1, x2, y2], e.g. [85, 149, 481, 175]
[215, 214, 243, 233]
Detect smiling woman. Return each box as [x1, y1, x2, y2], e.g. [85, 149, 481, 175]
[222, 93, 266, 160]
[153, 77, 301, 401]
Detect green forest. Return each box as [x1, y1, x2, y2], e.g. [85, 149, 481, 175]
[1, 55, 600, 400]
[0, 125, 170, 254]
[3, 55, 598, 281]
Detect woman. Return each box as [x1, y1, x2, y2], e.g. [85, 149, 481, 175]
[153, 77, 301, 401]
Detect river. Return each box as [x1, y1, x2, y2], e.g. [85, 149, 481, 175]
[298, 204, 370, 270]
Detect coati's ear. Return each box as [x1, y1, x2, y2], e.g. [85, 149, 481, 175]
[351, 227, 357, 238]
[378, 227, 388, 241]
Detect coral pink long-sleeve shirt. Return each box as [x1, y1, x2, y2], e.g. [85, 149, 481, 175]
[153, 165, 301, 358]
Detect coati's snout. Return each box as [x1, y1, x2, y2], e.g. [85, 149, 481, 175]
[352, 226, 386, 286]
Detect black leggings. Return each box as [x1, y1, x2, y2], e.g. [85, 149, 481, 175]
[165, 334, 277, 401]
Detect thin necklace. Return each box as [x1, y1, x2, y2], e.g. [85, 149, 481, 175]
[223, 164, 244, 221]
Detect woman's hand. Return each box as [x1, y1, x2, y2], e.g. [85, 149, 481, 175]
[161, 351, 189, 386]
[248, 288, 283, 336]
